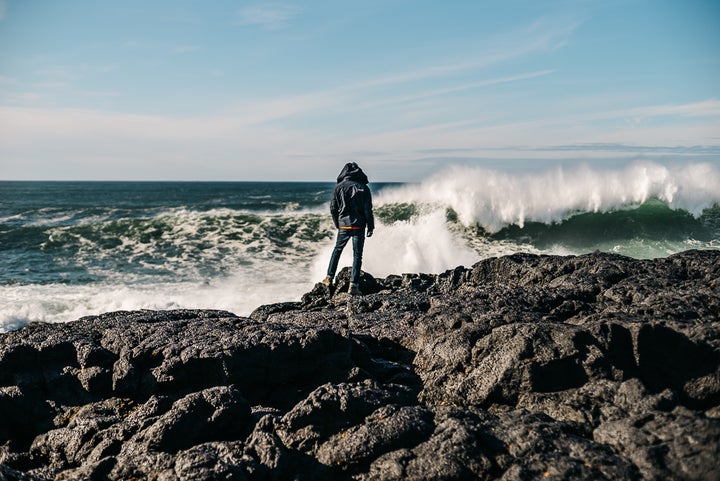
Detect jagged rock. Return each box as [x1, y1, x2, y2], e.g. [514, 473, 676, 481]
[315, 404, 434, 473]
[1, 250, 719, 480]
[278, 380, 418, 454]
[171, 442, 249, 481]
[492, 410, 641, 481]
[359, 406, 502, 481]
[594, 406, 720, 481]
[131, 386, 252, 453]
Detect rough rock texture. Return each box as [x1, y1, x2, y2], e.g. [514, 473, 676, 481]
[1, 250, 719, 480]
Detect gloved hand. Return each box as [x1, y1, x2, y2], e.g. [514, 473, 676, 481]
[367, 230, 373, 237]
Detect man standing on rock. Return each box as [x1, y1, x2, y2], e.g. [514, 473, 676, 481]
[322, 162, 375, 295]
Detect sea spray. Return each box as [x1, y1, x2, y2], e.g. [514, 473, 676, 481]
[311, 209, 479, 281]
[375, 161, 720, 232]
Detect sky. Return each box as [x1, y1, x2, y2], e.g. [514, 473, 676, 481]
[0, 0, 719, 181]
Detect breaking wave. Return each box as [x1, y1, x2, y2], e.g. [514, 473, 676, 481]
[375, 161, 720, 232]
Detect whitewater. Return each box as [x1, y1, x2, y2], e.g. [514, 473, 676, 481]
[377, 161, 720, 231]
[1, 161, 719, 332]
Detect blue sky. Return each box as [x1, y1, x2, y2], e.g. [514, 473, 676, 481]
[0, 0, 718, 181]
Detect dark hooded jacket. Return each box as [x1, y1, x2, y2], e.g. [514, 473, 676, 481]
[330, 162, 374, 232]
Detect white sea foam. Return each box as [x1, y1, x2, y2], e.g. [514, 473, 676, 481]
[376, 161, 720, 232]
[310, 209, 529, 280]
[0, 269, 316, 333]
[1, 208, 332, 332]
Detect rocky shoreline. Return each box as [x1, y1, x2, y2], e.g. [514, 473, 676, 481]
[1, 250, 719, 480]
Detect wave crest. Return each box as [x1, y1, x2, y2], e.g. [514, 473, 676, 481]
[375, 162, 720, 233]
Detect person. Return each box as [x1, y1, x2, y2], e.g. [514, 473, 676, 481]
[322, 162, 374, 295]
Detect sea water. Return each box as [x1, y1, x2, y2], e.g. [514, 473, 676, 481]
[2, 161, 719, 332]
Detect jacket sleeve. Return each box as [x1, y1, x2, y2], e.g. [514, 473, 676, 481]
[364, 186, 374, 232]
[330, 189, 340, 229]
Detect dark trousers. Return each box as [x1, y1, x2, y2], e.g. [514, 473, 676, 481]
[327, 229, 365, 284]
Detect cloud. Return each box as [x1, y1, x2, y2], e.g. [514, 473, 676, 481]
[259, 19, 577, 115]
[1, 103, 719, 181]
[0, 106, 334, 180]
[531, 143, 720, 154]
[549, 99, 720, 131]
[331, 97, 720, 161]
[341, 18, 577, 91]
[342, 41, 559, 92]
[351, 70, 557, 111]
[220, 24, 567, 123]
[0, 0, 6, 21]
[627, 99, 720, 118]
[236, 3, 301, 30]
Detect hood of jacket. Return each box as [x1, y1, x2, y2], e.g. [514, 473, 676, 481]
[336, 162, 369, 185]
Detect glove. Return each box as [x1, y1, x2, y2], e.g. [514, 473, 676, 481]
[367, 230, 373, 237]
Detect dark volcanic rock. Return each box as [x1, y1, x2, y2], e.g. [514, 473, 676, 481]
[1, 250, 719, 480]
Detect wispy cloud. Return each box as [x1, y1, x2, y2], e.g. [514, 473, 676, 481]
[232, 90, 344, 125]
[224, 20, 571, 123]
[625, 99, 720, 118]
[209, 20, 572, 125]
[331, 96, 720, 161]
[236, 3, 301, 30]
[267, 19, 577, 116]
[353, 70, 557, 111]
[534, 99, 720, 130]
[341, 20, 577, 91]
[527, 143, 720, 154]
[343, 46, 555, 92]
[0, 0, 6, 21]
[522, 16, 582, 52]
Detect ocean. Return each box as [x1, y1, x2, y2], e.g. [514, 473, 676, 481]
[2, 161, 719, 332]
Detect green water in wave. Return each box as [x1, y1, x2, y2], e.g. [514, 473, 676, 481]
[486, 200, 720, 258]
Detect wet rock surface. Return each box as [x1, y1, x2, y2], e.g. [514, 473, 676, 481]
[1, 250, 719, 480]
